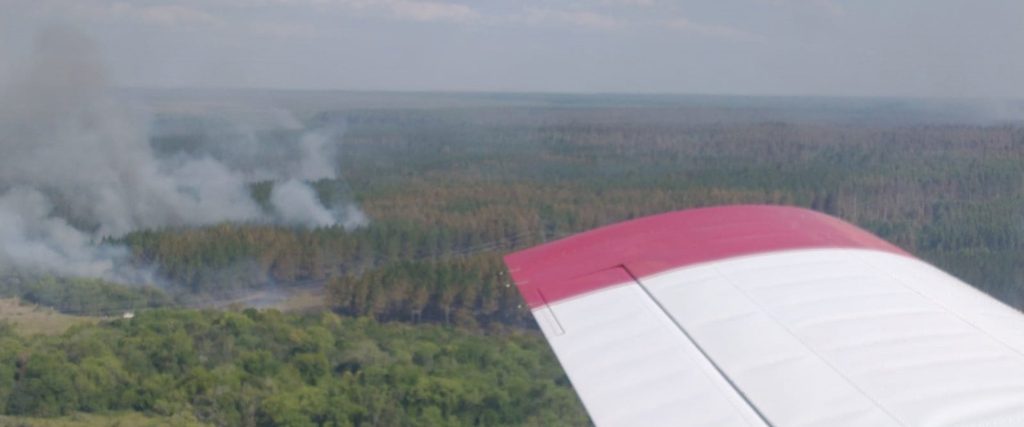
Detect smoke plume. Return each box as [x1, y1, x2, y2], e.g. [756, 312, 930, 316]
[0, 27, 367, 283]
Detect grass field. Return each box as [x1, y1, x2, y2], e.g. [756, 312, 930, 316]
[0, 298, 99, 336]
[190, 286, 328, 312]
[271, 287, 328, 311]
[0, 291, 326, 338]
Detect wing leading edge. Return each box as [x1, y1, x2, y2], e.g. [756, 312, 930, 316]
[505, 205, 1024, 427]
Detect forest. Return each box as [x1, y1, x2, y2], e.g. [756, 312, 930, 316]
[128, 95, 1024, 314]
[2, 92, 1024, 425]
[0, 310, 586, 426]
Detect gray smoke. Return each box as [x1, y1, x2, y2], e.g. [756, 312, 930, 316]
[0, 27, 367, 282]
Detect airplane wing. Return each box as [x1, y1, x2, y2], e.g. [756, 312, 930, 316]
[504, 205, 1024, 427]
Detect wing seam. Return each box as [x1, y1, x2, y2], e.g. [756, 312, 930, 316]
[622, 265, 775, 427]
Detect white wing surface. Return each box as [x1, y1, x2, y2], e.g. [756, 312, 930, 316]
[505, 205, 1024, 427]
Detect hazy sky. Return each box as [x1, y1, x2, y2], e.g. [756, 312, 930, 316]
[2, 0, 1022, 97]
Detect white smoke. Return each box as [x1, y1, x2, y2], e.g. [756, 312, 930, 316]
[0, 27, 367, 282]
[0, 188, 129, 280]
[271, 179, 337, 228]
[295, 132, 341, 181]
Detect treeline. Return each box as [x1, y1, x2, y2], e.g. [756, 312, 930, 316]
[117, 221, 521, 296]
[327, 254, 529, 328]
[0, 309, 588, 426]
[0, 273, 171, 316]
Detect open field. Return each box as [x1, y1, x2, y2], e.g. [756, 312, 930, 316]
[269, 287, 329, 312]
[0, 299, 98, 336]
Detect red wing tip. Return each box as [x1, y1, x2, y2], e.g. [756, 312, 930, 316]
[505, 205, 911, 308]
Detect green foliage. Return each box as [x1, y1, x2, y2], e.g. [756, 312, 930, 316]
[7, 352, 79, 416]
[0, 310, 589, 426]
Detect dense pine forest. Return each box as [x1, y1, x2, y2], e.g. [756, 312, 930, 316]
[2, 92, 1024, 425]
[131, 95, 1024, 314]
